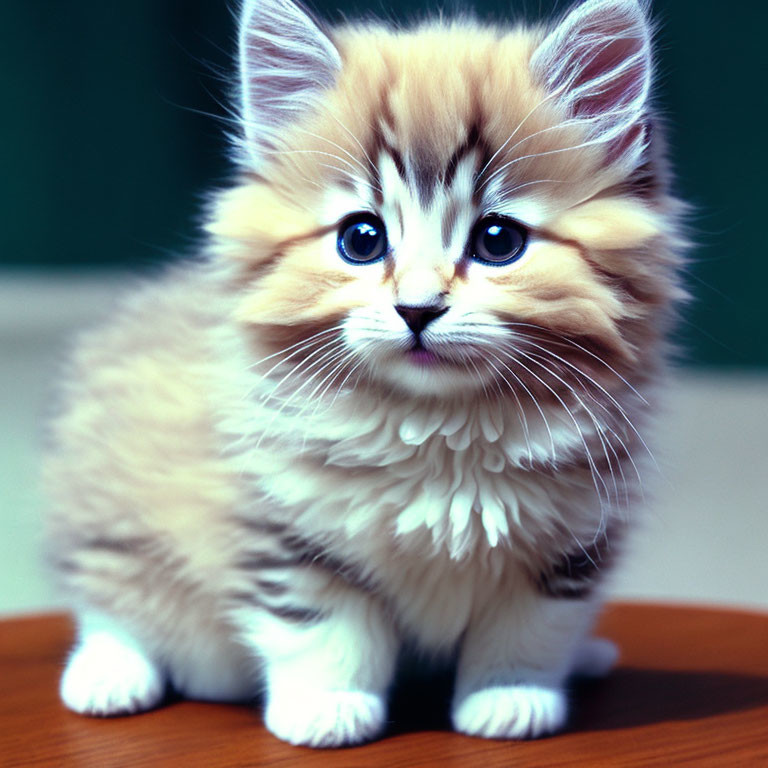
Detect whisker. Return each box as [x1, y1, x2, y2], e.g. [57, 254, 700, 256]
[480, 356, 534, 466]
[490, 178, 570, 205]
[323, 342, 377, 411]
[500, 322, 649, 405]
[254, 346, 350, 449]
[293, 127, 373, 178]
[479, 118, 631, 192]
[305, 346, 364, 410]
[475, 88, 564, 183]
[481, 347, 557, 463]
[517, 337, 653, 476]
[511, 347, 620, 509]
[494, 347, 611, 510]
[477, 121, 581, 192]
[461, 351, 492, 404]
[257, 336, 346, 400]
[260, 339, 346, 406]
[317, 164, 382, 194]
[505, 330, 657, 472]
[247, 325, 345, 372]
[265, 148, 378, 190]
[325, 112, 379, 175]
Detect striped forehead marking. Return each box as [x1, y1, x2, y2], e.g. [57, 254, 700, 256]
[375, 123, 488, 207]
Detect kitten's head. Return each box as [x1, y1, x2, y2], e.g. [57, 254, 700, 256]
[211, 0, 683, 401]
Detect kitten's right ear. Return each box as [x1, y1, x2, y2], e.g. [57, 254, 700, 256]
[238, 0, 342, 168]
[530, 0, 653, 171]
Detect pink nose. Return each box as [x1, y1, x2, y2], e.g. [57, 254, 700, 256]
[395, 305, 448, 335]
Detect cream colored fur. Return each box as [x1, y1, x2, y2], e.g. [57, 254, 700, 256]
[45, 0, 684, 748]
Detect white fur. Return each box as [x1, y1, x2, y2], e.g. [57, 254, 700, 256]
[449, 580, 600, 737]
[61, 613, 164, 716]
[266, 690, 386, 747]
[453, 685, 567, 739]
[225, 370, 600, 561]
[453, 636, 617, 738]
[235, 579, 396, 745]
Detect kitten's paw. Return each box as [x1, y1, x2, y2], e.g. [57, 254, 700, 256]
[60, 635, 164, 716]
[452, 684, 567, 740]
[265, 690, 385, 747]
[571, 636, 619, 678]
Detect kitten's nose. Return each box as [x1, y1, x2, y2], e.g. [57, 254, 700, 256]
[395, 304, 448, 335]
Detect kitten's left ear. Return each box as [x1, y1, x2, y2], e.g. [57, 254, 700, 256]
[238, 0, 342, 168]
[530, 0, 653, 171]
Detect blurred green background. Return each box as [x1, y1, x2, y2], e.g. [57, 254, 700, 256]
[2, 1, 766, 367]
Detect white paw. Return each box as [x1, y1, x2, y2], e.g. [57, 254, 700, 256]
[265, 690, 386, 747]
[571, 636, 619, 678]
[452, 684, 567, 740]
[60, 635, 164, 716]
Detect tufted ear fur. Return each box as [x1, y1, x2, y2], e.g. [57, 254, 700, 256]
[530, 0, 653, 171]
[238, 0, 341, 168]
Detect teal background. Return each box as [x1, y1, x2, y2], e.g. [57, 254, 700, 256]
[2, 1, 766, 367]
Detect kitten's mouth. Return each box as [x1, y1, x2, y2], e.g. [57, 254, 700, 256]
[405, 340, 446, 366]
[407, 348, 440, 365]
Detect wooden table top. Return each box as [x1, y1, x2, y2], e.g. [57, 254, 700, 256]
[1, 603, 767, 767]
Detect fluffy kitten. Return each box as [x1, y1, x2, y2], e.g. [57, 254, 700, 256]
[44, 0, 685, 747]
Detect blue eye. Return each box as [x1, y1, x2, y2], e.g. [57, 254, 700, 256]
[471, 216, 528, 266]
[337, 213, 388, 264]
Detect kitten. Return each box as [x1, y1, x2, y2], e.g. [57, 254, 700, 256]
[44, 0, 685, 748]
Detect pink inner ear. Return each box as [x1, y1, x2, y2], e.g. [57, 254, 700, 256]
[243, 26, 329, 110]
[604, 120, 646, 167]
[569, 35, 648, 119]
[531, 0, 652, 169]
[245, 31, 323, 120]
[238, 0, 341, 166]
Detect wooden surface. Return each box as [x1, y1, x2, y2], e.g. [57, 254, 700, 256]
[1, 604, 767, 767]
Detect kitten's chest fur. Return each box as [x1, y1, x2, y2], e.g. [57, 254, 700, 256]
[227, 366, 602, 615]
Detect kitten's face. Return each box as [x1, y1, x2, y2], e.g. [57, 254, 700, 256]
[217, 2, 681, 402]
